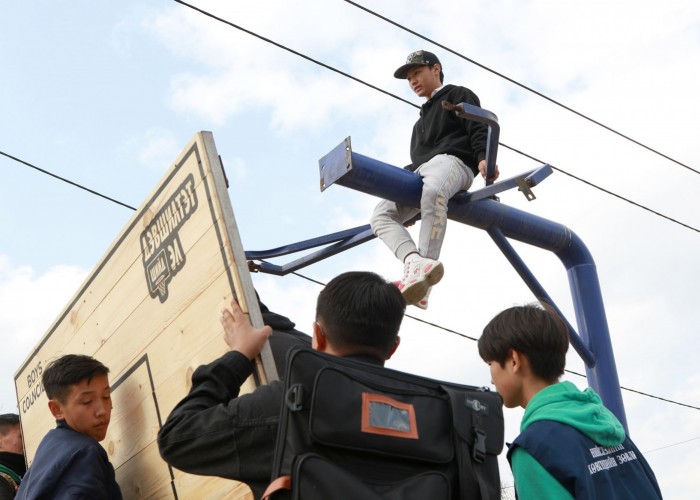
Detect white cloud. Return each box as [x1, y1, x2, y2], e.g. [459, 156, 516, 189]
[137, 128, 181, 172]
[0, 257, 87, 413]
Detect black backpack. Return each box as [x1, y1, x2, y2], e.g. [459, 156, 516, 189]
[264, 347, 504, 499]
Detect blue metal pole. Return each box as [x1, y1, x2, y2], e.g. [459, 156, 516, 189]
[321, 145, 628, 430]
[487, 227, 595, 368]
[565, 240, 627, 430]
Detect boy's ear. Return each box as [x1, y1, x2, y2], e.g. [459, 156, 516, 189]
[48, 399, 64, 420]
[312, 322, 327, 352]
[385, 336, 401, 360]
[510, 349, 528, 375]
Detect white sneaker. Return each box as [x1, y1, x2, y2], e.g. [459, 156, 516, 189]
[398, 255, 444, 305]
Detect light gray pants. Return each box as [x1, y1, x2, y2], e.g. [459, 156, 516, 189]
[370, 154, 475, 262]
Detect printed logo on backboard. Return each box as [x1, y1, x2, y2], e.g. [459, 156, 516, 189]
[140, 174, 198, 302]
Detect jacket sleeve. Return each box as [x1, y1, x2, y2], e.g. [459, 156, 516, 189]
[511, 447, 573, 500]
[157, 350, 280, 484]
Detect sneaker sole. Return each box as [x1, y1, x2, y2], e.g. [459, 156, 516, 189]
[401, 262, 444, 305]
[424, 261, 444, 286]
[402, 281, 430, 305]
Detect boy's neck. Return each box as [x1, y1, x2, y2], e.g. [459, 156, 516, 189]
[427, 84, 444, 100]
[521, 378, 559, 408]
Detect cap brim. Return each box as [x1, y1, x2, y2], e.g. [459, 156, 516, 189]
[393, 63, 426, 79]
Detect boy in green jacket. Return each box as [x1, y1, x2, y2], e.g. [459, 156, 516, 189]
[479, 304, 662, 499]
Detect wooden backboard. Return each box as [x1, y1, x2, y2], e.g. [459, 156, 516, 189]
[14, 131, 275, 499]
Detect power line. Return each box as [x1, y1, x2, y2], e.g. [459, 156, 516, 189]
[170, 0, 699, 236]
[565, 369, 700, 411]
[0, 151, 137, 211]
[1, 2, 696, 415]
[4, 139, 698, 236]
[292, 271, 700, 412]
[644, 435, 700, 455]
[4, 151, 695, 411]
[292, 269, 475, 341]
[171, 0, 416, 108]
[343, 0, 700, 177]
[6, 134, 697, 437]
[502, 144, 700, 234]
[10, 145, 697, 241]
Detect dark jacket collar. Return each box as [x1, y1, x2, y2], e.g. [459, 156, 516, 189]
[0, 451, 26, 477]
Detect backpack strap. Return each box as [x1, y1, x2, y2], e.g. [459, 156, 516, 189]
[442, 385, 501, 500]
[261, 475, 292, 499]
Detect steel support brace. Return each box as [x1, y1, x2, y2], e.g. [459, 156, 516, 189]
[245, 113, 628, 429]
[311, 138, 628, 430]
[486, 227, 595, 367]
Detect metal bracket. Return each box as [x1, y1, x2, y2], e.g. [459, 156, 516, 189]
[515, 177, 536, 201]
[319, 137, 352, 192]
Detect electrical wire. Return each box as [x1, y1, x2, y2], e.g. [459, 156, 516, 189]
[644, 435, 700, 454]
[298, 220, 700, 461]
[170, 0, 700, 235]
[171, 0, 416, 108]
[291, 271, 700, 412]
[0, 151, 137, 211]
[565, 369, 700, 411]
[343, 0, 700, 177]
[4, 149, 696, 449]
[0, 0, 697, 422]
[503, 145, 700, 234]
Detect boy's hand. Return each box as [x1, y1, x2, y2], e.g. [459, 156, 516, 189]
[478, 159, 500, 182]
[220, 298, 272, 360]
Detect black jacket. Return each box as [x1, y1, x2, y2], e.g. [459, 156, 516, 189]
[409, 84, 488, 174]
[157, 305, 311, 498]
[0, 452, 25, 500]
[157, 307, 382, 498]
[158, 349, 281, 498]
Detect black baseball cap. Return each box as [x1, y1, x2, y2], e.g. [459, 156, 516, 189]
[394, 50, 442, 79]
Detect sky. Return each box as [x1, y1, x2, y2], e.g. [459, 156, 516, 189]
[1, 0, 699, 496]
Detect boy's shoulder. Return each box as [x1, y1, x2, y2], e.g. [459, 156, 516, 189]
[46, 420, 102, 445]
[18, 422, 119, 500]
[511, 419, 587, 451]
[34, 421, 107, 466]
[434, 84, 479, 101]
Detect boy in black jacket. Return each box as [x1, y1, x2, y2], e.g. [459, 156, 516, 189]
[0, 413, 25, 499]
[158, 271, 405, 498]
[371, 50, 500, 309]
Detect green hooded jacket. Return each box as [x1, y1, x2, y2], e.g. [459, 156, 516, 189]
[511, 381, 626, 499]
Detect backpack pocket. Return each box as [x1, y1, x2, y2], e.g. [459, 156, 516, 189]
[292, 453, 450, 500]
[309, 366, 453, 463]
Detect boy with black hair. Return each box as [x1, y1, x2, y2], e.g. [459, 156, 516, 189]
[479, 304, 662, 499]
[16, 354, 122, 499]
[158, 271, 405, 498]
[0, 413, 25, 499]
[371, 49, 500, 309]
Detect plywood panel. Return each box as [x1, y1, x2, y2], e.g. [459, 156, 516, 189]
[14, 132, 271, 499]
